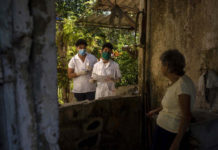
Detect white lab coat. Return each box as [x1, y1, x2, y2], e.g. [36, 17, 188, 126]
[68, 53, 97, 93]
[92, 59, 121, 99]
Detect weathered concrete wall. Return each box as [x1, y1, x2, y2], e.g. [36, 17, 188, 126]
[59, 96, 143, 150]
[147, 0, 218, 108]
[0, 0, 59, 150]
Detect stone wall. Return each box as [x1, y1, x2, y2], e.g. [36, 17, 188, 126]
[147, 0, 218, 109]
[59, 96, 143, 150]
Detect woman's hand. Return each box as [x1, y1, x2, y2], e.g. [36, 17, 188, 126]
[146, 107, 162, 118]
[146, 109, 157, 117]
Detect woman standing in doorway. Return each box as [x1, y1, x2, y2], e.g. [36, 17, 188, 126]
[147, 49, 196, 150]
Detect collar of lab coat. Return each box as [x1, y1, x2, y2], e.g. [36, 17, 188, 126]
[100, 58, 112, 69]
[75, 53, 90, 63]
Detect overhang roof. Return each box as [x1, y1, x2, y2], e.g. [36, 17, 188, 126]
[93, 0, 140, 13]
[77, 13, 137, 30]
[77, 0, 140, 30]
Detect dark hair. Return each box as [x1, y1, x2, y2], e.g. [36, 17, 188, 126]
[75, 39, 87, 47]
[102, 43, 113, 50]
[160, 49, 185, 76]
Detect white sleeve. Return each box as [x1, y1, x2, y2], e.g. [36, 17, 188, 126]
[177, 80, 191, 96]
[68, 58, 75, 69]
[91, 64, 97, 78]
[115, 63, 121, 79]
[94, 56, 98, 64]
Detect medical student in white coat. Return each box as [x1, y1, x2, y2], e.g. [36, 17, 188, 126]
[68, 39, 97, 101]
[91, 43, 121, 99]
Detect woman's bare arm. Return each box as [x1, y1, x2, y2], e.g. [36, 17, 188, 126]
[170, 94, 191, 150]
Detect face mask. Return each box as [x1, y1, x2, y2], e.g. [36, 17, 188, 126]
[102, 51, 111, 60]
[79, 49, 86, 56]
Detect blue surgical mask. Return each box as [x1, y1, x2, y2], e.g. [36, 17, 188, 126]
[79, 49, 86, 56]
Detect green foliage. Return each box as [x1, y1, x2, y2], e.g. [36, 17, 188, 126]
[56, 0, 93, 18]
[114, 51, 138, 86]
[58, 88, 65, 104]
